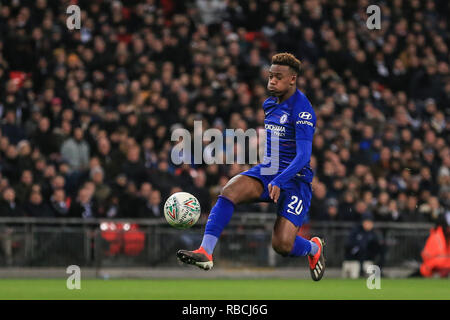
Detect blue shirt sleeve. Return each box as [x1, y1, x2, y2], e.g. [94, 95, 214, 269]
[269, 96, 315, 189]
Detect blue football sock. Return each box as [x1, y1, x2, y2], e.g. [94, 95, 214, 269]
[201, 195, 235, 255]
[200, 234, 218, 256]
[289, 236, 313, 257]
[309, 240, 319, 256]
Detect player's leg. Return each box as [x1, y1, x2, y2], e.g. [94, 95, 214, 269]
[272, 215, 325, 281]
[200, 174, 264, 253]
[273, 183, 326, 281]
[221, 173, 265, 203]
[272, 215, 318, 257]
[177, 174, 264, 270]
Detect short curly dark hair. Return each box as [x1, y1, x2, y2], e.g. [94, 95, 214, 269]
[271, 52, 301, 75]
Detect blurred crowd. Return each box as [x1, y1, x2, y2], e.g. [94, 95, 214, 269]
[0, 0, 448, 223]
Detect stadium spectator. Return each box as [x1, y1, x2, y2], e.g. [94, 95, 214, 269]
[117, 180, 142, 218]
[138, 189, 164, 218]
[13, 170, 34, 205]
[90, 166, 111, 204]
[122, 145, 147, 185]
[344, 213, 384, 275]
[322, 198, 340, 221]
[0, 187, 23, 217]
[60, 127, 90, 173]
[339, 191, 359, 221]
[24, 190, 53, 218]
[1, 110, 25, 145]
[187, 169, 212, 213]
[49, 188, 69, 217]
[0, 186, 22, 267]
[94, 136, 121, 182]
[68, 187, 96, 219]
[31, 117, 59, 158]
[309, 181, 327, 220]
[0, 0, 447, 226]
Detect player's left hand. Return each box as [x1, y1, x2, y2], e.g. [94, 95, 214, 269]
[268, 183, 281, 203]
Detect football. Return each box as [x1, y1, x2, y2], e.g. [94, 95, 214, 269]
[164, 192, 201, 229]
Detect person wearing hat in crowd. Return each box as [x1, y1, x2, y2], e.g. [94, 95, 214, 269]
[344, 213, 384, 276]
[322, 198, 339, 221]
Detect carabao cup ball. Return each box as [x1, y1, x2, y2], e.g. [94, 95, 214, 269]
[164, 192, 201, 229]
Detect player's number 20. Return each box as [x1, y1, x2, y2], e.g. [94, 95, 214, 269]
[287, 196, 303, 215]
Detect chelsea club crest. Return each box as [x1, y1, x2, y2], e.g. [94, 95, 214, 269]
[280, 114, 288, 124]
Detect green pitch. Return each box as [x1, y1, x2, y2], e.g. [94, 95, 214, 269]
[0, 278, 448, 300]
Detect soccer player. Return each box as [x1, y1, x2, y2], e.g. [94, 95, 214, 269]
[177, 53, 325, 281]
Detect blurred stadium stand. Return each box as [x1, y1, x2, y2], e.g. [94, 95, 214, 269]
[0, 0, 449, 274]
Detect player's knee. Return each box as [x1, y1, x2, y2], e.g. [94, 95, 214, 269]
[272, 237, 293, 257]
[220, 184, 238, 204]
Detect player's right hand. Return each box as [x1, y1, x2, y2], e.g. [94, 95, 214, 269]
[268, 183, 281, 203]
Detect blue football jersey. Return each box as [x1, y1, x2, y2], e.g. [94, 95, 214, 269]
[262, 89, 316, 183]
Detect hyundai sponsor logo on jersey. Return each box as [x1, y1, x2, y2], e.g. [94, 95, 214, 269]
[296, 120, 314, 127]
[298, 112, 312, 120]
